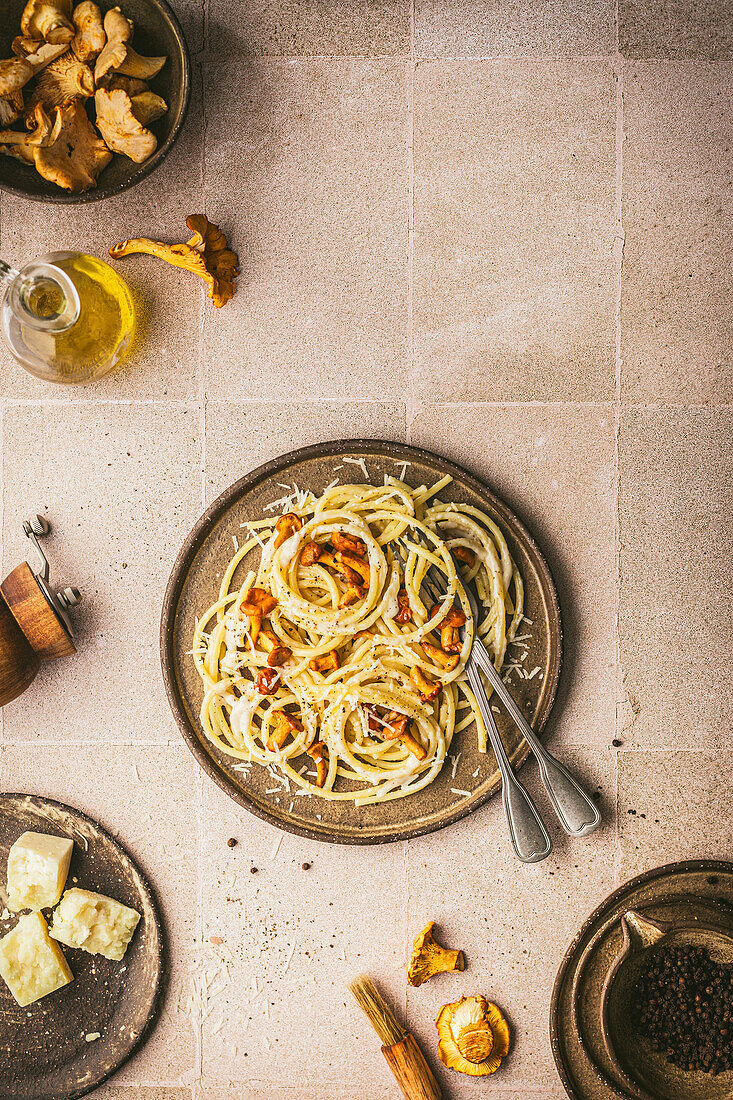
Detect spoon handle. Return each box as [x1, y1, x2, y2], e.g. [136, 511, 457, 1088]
[472, 638, 601, 837]
[467, 662, 552, 863]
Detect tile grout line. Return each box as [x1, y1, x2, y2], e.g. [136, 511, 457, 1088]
[405, 2, 416, 445]
[1, 397, 728, 410]
[0, 399, 4, 745]
[196, 51, 207, 1095]
[198, 55, 208, 517]
[612, 0, 625, 883]
[208, 51, 621, 62]
[403, 0, 415, 1031]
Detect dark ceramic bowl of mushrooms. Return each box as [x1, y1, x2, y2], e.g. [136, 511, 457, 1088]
[0, 0, 190, 202]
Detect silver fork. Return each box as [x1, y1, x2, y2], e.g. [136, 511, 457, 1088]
[410, 534, 600, 841]
[391, 535, 552, 863]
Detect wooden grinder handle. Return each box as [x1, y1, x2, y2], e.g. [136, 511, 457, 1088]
[0, 593, 39, 707]
[382, 1034, 442, 1100]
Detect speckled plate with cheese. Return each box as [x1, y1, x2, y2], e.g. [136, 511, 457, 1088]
[0, 793, 163, 1100]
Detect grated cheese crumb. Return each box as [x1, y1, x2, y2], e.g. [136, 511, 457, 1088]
[342, 456, 369, 479]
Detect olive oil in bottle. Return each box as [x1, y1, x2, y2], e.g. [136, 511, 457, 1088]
[1, 251, 135, 384]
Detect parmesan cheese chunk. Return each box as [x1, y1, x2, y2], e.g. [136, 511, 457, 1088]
[50, 889, 140, 961]
[0, 912, 73, 1006]
[7, 831, 74, 912]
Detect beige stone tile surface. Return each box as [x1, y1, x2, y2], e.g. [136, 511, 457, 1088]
[0, 2, 730, 1095]
[202, 59, 410, 402]
[204, 400, 406, 501]
[0, 93, 205, 403]
[1, 403, 201, 743]
[89, 1088, 192, 1099]
[618, 751, 733, 878]
[411, 403, 618, 748]
[207, 0, 411, 56]
[406, 747, 617, 1093]
[198, 1088, 563, 1099]
[414, 0, 615, 58]
[618, 407, 733, 750]
[197, 1087, 396, 1099]
[622, 63, 733, 404]
[413, 60, 617, 404]
[619, 0, 733, 58]
[197, 781, 407, 1093]
[0, 743, 201, 1086]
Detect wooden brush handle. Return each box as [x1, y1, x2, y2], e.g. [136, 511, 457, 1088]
[382, 1033, 442, 1100]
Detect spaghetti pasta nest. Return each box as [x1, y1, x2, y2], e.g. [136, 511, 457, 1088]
[191, 473, 523, 806]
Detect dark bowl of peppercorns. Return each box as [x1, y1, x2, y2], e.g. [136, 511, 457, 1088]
[601, 909, 733, 1100]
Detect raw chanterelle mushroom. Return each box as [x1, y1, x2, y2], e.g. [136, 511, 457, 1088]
[71, 2, 106, 62]
[109, 215, 240, 308]
[435, 996, 510, 1077]
[106, 73, 147, 96]
[20, 0, 75, 45]
[34, 99, 112, 192]
[95, 7, 166, 85]
[0, 58, 34, 98]
[25, 50, 94, 112]
[0, 92, 24, 128]
[0, 103, 57, 146]
[12, 37, 68, 70]
[94, 87, 156, 163]
[0, 141, 35, 164]
[407, 921, 465, 987]
[129, 91, 167, 127]
[11, 36, 42, 57]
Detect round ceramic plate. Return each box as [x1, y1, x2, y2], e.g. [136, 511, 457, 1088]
[550, 860, 733, 1100]
[0, 794, 164, 1100]
[161, 440, 562, 843]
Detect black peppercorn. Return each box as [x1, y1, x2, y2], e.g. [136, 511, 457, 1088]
[630, 943, 733, 1075]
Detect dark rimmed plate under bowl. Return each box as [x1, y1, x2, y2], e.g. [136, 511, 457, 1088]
[601, 909, 733, 1100]
[550, 860, 733, 1100]
[0, 793, 164, 1100]
[0, 0, 190, 204]
[161, 439, 562, 844]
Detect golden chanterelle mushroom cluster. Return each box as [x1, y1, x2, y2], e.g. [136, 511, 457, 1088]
[406, 920, 512, 1077]
[436, 995, 511, 1077]
[0, 1, 169, 192]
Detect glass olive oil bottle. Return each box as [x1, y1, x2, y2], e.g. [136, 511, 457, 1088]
[1, 251, 134, 384]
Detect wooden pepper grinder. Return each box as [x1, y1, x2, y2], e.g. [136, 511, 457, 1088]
[0, 516, 80, 706]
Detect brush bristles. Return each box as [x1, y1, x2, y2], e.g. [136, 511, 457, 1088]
[348, 974, 406, 1047]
